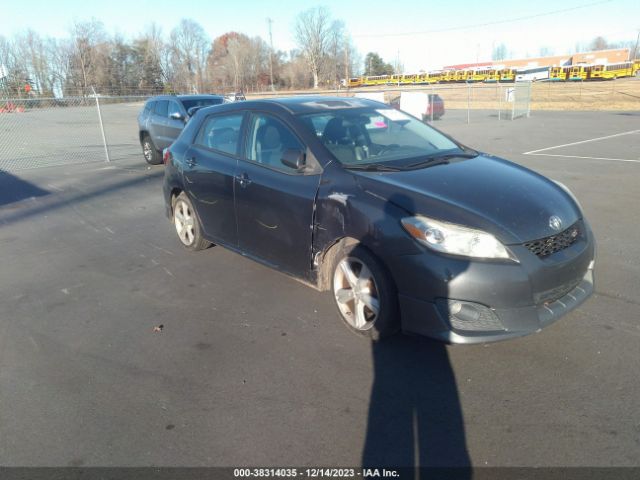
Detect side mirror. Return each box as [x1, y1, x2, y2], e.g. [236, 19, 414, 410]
[169, 112, 185, 121]
[281, 148, 306, 170]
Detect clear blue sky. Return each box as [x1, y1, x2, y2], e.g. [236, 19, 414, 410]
[1, 0, 638, 71]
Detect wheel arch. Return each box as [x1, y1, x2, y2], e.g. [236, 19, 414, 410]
[169, 187, 184, 212]
[317, 236, 393, 292]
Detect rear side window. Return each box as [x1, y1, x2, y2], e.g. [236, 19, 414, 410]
[154, 100, 168, 117]
[195, 113, 244, 156]
[181, 98, 224, 111]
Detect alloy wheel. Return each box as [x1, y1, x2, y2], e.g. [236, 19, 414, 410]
[174, 200, 196, 246]
[333, 257, 381, 331]
[143, 141, 153, 162]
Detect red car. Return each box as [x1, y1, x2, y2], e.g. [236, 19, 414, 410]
[424, 94, 445, 121]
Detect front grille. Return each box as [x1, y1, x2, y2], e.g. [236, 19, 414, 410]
[524, 222, 581, 258]
[534, 279, 582, 304]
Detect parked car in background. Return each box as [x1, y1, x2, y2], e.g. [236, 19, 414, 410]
[424, 93, 445, 120]
[162, 96, 595, 344]
[224, 92, 247, 102]
[390, 93, 445, 121]
[138, 94, 225, 164]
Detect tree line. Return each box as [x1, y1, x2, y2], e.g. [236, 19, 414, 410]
[0, 7, 386, 98]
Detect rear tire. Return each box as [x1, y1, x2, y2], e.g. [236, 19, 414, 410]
[142, 134, 162, 165]
[330, 244, 399, 341]
[172, 192, 211, 251]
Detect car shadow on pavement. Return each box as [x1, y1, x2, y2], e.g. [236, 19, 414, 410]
[0, 168, 163, 224]
[360, 193, 471, 476]
[362, 336, 471, 474]
[0, 170, 51, 207]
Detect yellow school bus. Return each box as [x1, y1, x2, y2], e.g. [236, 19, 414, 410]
[402, 74, 417, 84]
[362, 75, 389, 86]
[484, 69, 500, 82]
[468, 68, 490, 82]
[454, 69, 471, 82]
[344, 77, 363, 88]
[428, 71, 443, 83]
[549, 66, 569, 81]
[601, 62, 633, 79]
[440, 70, 455, 82]
[568, 65, 590, 81]
[499, 68, 516, 82]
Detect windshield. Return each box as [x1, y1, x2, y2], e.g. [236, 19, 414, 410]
[299, 107, 463, 167]
[181, 98, 224, 111]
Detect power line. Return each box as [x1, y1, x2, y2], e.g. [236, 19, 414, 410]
[352, 0, 614, 38]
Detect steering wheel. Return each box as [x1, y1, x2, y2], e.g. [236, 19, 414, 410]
[376, 144, 400, 156]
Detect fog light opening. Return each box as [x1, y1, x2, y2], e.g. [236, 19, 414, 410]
[437, 299, 504, 332]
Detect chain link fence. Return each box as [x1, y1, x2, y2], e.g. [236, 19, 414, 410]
[316, 81, 532, 124]
[3, 78, 636, 173]
[0, 91, 148, 172]
[0, 83, 531, 173]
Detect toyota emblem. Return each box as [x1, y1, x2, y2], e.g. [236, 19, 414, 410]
[549, 216, 563, 231]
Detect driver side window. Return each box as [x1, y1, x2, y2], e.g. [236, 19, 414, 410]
[246, 114, 305, 173]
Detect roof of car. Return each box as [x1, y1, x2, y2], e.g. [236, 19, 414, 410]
[148, 94, 224, 101]
[209, 96, 385, 115]
[176, 94, 224, 100]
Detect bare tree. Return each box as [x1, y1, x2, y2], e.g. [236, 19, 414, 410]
[169, 19, 209, 93]
[46, 37, 72, 96]
[68, 19, 108, 93]
[492, 43, 508, 61]
[281, 50, 311, 89]
[133, 24, 166, 93]
[590, 36, 609, 51]
[207, 32, 269, 92]
[294, 6, 332, 89]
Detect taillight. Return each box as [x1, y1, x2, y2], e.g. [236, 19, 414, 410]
[163, 147, 171, 165]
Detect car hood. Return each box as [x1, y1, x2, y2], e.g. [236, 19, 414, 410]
[351, 154, 581, 244]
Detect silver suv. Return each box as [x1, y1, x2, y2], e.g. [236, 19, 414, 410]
[138, 94, 224, 164]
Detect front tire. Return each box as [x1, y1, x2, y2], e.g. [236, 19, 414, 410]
[142, 135, 162, 165]
[330, 245, 399, 341]
[172, 193, 211, 251]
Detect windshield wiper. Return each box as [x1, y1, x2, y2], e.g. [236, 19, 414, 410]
[405, 151, 478, 169]
[343, 163, 405, 172]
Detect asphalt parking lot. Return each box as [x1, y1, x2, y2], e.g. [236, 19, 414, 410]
[0, 109, 639, 468]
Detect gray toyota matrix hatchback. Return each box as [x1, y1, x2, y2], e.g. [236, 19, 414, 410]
[162, 96, 595, 343]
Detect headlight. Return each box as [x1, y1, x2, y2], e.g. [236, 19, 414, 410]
[401, 216, 515, 260]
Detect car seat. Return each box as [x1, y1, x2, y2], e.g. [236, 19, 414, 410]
[256, 124, 282, 166]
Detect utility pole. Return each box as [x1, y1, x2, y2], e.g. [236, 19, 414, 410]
[634, 28, 640, 60]
[266, 17, 275, 91]
[344, 37, 349, 86]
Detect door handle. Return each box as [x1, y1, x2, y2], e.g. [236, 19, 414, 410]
[186, 157, 197, 168]
[235, 172, 252, 188]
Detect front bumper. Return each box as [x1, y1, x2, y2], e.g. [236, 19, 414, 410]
[393, 222, 596, 344]
[399, 267, 593, 344]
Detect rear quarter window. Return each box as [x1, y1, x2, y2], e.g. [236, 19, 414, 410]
[154, 100, 169, 117]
